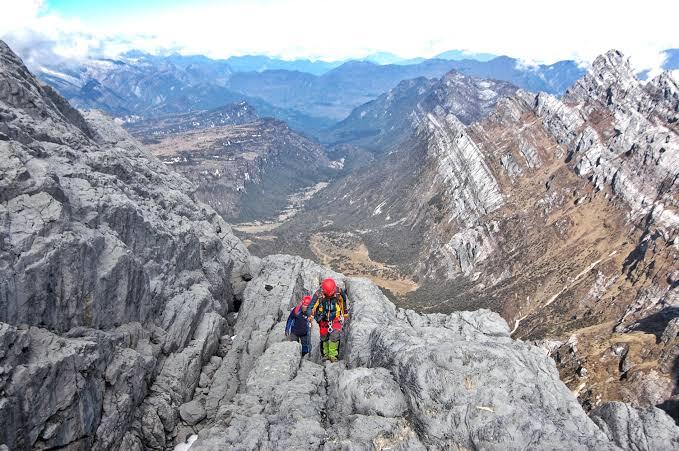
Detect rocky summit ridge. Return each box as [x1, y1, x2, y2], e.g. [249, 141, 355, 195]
[1, 39, 678, 451]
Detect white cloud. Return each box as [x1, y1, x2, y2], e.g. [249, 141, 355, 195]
[0, 0, 677, 73]
[671, 70, 679, 84]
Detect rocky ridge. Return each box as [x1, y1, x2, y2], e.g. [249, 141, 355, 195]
[1, 40, 678, 450]
[185, 254, 679, 450]
[324, 70, 518, 150]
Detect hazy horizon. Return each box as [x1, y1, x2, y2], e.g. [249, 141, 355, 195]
[1, 0, 678, 76]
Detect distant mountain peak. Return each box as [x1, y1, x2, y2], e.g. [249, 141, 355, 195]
[336, 60, 378, 69]
[590, 49, 634, 80]
[434, 49, 498, 62]
[564, 49, 639, 106]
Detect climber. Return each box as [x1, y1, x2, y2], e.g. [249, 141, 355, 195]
[306, 278, 350, 362]
[285, 295, 313, 356]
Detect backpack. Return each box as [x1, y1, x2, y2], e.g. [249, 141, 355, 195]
[312, 288, 349, 323]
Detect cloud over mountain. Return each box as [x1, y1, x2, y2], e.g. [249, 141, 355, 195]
[1, 0, 677, 74]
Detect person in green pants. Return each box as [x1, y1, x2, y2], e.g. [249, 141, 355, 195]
[307, 278, 350, 362]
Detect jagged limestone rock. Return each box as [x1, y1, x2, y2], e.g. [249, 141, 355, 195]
[335, 367, 408, 418]
[192, 255, 625, 450]
[179, 400, 206, 426]
[591, 402, 679, 450]
[345, 278, 616, 450]
[0, 40, 249, 449]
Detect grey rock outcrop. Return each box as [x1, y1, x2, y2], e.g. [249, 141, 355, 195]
[542, 50, 679, 227]
[335, 367, 408, 418]
[0, 40, 251, 449]
[591, 402, 679, 450]
[346, 278, 615, 449]
[179, 400, 206, 426]
[190, 255, 626, 450]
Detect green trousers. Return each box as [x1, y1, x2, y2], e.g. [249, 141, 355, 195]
[321, 328, 341, 360]
[322, 340, 339, 360]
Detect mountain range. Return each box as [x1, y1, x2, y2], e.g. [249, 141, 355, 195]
[34, 48, 679, 132]
[38, 54, 335, 135]
[323, 71, 519, 149]
[35, 50, 594, 134]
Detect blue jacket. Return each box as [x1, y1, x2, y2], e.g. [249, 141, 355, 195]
[285, 305, 310, 337]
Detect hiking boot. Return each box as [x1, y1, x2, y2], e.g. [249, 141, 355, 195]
[328, 356, 338, 363]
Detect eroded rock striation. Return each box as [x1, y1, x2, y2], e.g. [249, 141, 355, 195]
[0, 40, 252, 449]
[1, 40, 678, 450]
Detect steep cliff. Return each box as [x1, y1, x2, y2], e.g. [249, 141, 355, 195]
[0, 40, 254, 449]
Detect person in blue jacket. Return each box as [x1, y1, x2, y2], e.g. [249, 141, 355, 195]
[285, 295, 312, 356]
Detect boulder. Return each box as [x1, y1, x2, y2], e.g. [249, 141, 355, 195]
[179, 400, 206, 426]
[336, 367, 408, 417]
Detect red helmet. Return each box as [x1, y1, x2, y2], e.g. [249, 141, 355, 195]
[321, 278, 337, 297]
[301, 295, 312, 309]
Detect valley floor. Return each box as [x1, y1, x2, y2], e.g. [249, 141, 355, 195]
[232, 181, 421, 298]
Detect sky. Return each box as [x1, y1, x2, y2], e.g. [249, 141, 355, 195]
[1, 0, 678, 73]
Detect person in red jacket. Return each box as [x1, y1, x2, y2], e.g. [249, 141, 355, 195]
[306, 278, 350, 362]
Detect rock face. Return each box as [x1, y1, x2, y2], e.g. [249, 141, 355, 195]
[259, 50, 679, 417]
[1, 40, 677, 450]
[179, 400, 206, 426]
[0, 40, 252, 449]
[591, 402, 679, 450]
